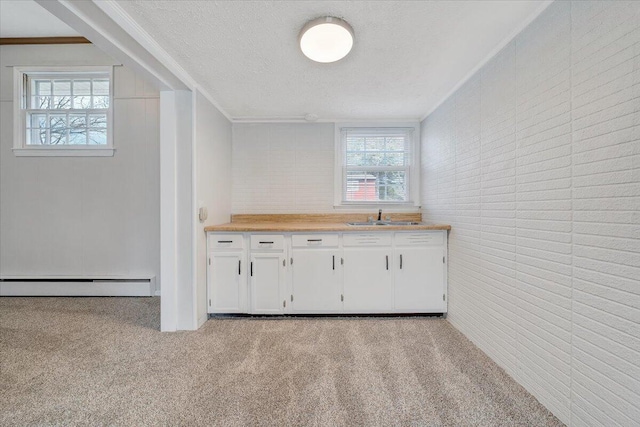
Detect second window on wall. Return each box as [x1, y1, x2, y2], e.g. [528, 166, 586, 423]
[13, 66, 114, 156]
[336, 125, 418, 206]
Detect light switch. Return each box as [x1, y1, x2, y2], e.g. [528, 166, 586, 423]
[198, 206, 208, 222]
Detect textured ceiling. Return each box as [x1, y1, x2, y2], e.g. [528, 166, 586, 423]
[0, 0, 79, 37]
[116, 1, 547, 120]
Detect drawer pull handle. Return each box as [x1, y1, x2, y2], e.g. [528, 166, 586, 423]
[218, 240, 233, 243]
[307, 239, 322, 242]
[400, 254, 403, 269]
[238, 260, 241, 275]
[386, 255, 389, 270]
[332, 255, 335, 270]
[259, 241, 274, 244]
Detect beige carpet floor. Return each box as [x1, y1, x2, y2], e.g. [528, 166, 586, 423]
[1, 297, 562, 426]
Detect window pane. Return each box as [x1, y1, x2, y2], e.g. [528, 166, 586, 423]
[93, 96, 109, 109]
[27, 128, 47, 145]
[384, 152, 405, 166]
[52, 96, 71, 109]
[49, 129, 67, 145]
[386, 137, 405, 151]
[30, 114, 47, 129]
[362, 152, 386, 166]
[365, 137, 385, 151]
[346, 172, 378, 201]
[35, 80, 52, 95]
[345, 170, 406, 202]
[93, 80, 109, 95]
[73, 96, 91, 109]
[346, 137, 365, 152]
[32, 96, 51, 109]
[50, 114, 66, 129]
[53, 81, 70, 95]
[88, 129, 107, 145]
[89, 114, 107, 128]
[346, 153, 364, 166]
[69, 130, 87, 145]
[74, 80, 91, 95]
[69, 114, 86, 128]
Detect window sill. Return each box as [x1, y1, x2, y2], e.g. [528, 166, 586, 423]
[13, 147, 115, 157]
[334, 202, 421, 211]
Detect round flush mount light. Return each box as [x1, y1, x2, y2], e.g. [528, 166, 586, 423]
[299, 16, 354, 63]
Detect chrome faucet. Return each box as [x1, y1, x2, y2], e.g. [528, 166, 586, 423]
[377, 209, 382, 221]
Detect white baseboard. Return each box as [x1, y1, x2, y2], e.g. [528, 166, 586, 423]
[0, 277, 155, 297]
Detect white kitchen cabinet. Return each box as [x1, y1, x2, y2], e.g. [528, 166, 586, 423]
[208, 251, 247, 313]
[342, 233, 393, 312]
[394, 232, 446, 313]
[249, 235, 287, 314]
[206, 229, 448, 315]
[290, 234, 342, 312]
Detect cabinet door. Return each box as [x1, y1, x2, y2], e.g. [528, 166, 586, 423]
[208, 252, 247, 313]
[291, 249, 342, 312]
[394, 246, 445, 312]
[250, 253, 286, 314]
[343, 247, 392, 312]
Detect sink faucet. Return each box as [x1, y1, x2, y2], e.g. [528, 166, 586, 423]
[378, 209, 382, 221]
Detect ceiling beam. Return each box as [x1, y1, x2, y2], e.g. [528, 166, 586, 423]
[34, 0, 189, 91]
[0, 37, 91, 45]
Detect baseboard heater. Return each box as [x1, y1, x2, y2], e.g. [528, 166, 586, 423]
[0, 276, 156, 297]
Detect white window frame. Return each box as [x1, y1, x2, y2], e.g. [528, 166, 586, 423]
[12, 66, 115, 157]
[334, 122, 420, 208]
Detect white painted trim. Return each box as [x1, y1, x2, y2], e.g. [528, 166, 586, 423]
[197, 313, 208, 329]
[191, 89, 199, 329]
[154, 290, 162, 296]
[91, 1, 233, 122]
[0, 280, 154, 297]
[420, 0, 554, 121]
[160, 91, 178, 332]
[12, 65, 115, 154]
[333, 122, 421, 208]
[13, 148, 115, 157]
[35, 0, 188, 91]
[232, 117, 422, 123]
[93, 1, 194, 87]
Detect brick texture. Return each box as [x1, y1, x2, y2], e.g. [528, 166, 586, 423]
[422, 2, 640, 426]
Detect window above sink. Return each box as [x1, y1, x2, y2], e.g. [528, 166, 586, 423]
[334, 123, 420, 209]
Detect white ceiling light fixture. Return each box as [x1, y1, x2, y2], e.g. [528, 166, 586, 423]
[299, 16, 354, 63]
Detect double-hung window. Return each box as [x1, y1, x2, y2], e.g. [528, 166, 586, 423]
[336, 125, 419, 206]
[13, 66, 114, 156]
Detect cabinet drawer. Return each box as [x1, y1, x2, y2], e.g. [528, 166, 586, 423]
[343, 233, 392, 247]
[395, 232, 443, 246]
[291, 234, 339, 248]
[208, 234, 244, 250]
[250, 235, 284, 251]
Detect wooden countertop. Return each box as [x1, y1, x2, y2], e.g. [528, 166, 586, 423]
[204, 214, 451, 232]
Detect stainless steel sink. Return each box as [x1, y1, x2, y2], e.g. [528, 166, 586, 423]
[346, 221, 421, 226]
[347, 221, 390, 226]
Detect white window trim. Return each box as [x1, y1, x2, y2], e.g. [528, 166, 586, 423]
[334, 122, 421, 209]
[12, 66, 115, 157]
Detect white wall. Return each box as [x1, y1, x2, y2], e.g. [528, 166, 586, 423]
[421, 1, 639, 426]
[232, 123, 335, 213]
[0, 45, 160, 288]
[195, 90, 232, 327]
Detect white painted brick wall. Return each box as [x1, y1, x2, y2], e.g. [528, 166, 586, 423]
[422, 2, 640, 426]
[232, 123, 336, 213]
